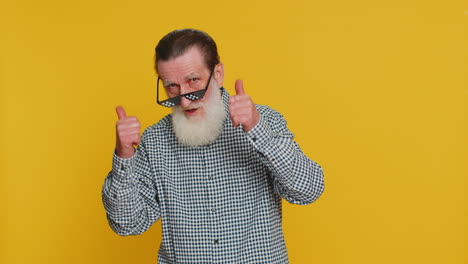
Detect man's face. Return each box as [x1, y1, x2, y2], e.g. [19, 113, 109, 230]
[157, 46, 226, 147]
[157, 46, 224, 120]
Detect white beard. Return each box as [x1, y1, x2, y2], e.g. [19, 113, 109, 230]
[171, 87, 226, 147]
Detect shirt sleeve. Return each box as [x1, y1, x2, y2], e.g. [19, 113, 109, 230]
[246, 107, 325, 205]
[102, 132, 161, 236]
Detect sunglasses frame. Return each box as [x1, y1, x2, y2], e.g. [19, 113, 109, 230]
[156, 67, 214, 108]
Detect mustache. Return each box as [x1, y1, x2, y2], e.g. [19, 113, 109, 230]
[178, 101, 204, 111]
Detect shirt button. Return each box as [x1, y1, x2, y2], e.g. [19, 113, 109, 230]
[211, 208, 216, 213]
[252, 137, 257, 142]
[214, 239, 219, 244]
[121, 165, 125, 170]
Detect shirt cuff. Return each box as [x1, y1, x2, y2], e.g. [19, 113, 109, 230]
[246, 115, 275, 150]
[112, 150, 135, 182]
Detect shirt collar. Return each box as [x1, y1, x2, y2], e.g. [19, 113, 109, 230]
[220, 87, 230, 115]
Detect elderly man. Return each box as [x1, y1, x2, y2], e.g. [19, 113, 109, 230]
[102, 28, 324, 263]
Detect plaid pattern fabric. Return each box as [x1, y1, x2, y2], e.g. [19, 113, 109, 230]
[102, 88, 324, 263]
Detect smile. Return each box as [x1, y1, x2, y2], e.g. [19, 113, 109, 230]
[184, 107, 200, 115]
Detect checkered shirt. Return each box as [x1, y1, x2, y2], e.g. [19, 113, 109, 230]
[102, 88, 324, 263]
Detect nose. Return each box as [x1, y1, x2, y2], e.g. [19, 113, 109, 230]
[180, 96, 192, 108]
[179, 84, 192, 108]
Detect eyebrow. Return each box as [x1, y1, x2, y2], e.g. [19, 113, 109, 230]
[162, 81, 177, 87]
[184, 73, 200, 80]
[162, 72, 201, 85]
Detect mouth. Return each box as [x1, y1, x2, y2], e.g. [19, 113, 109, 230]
[184, 107, 200, 115]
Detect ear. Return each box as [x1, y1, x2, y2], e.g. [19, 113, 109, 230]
[213, 62, 224, 87]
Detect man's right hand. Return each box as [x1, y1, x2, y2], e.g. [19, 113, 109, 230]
[115, 106, 141, 159]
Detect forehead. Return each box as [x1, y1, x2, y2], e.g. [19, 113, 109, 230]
[157, 46, 208, 79]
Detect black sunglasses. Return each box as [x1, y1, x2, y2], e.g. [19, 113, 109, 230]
[156, 68, 214, 108]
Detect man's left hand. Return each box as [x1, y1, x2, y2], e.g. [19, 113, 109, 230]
[229, 79, 260, 132]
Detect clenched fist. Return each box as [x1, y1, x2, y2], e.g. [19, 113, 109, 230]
[228, 80, 260, 132]
[115, 106, 141, 158]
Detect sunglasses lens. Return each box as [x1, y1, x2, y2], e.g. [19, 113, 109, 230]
[159, 98, 178, 107]
[184, 89, 207, 101]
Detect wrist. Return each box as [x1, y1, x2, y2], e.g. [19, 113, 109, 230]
[116, 146, 135, 159]
[243, 114, 260, 132]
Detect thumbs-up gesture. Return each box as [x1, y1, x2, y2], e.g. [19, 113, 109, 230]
[115, 106, 141, 158]
[228, 80, 260, 132]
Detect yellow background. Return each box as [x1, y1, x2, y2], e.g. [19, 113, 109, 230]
[1, 0, 466, 263]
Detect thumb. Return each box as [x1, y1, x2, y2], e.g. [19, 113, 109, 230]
[116, 105, 127, 120]
[235, 79, 245, 95]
